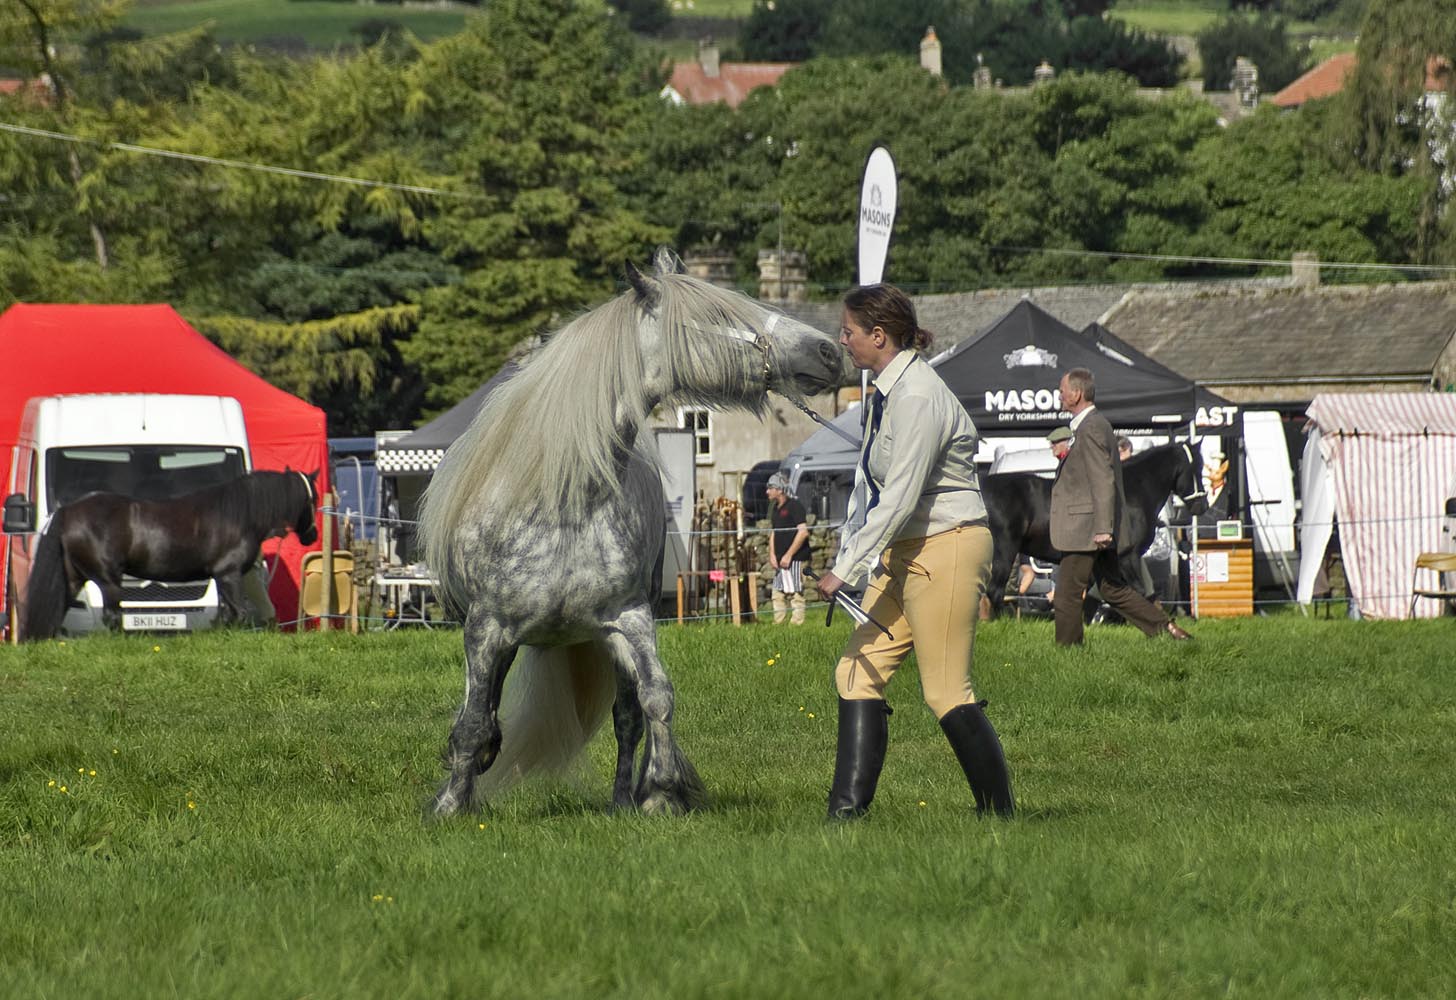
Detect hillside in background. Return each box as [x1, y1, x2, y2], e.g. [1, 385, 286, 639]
[122, 0, 1354, 54]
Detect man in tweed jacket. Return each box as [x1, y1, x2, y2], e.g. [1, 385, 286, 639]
[1050, 367, 1192, 646]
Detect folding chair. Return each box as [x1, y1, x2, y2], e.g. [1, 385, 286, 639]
[1409, 551, 1456, 618]
[300, 550, 359, 633]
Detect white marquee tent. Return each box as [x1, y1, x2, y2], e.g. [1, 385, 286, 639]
[1296, 393, 1456, 618]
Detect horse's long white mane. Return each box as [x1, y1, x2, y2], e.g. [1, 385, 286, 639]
[420, 271, 772, 589]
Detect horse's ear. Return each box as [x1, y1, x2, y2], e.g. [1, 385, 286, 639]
[653, 245, 686, 276]
[625, 259, 660, 307]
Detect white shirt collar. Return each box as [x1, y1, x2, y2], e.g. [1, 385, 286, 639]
[871, 349, 917, 398]
[1070, 404, 1095, 431]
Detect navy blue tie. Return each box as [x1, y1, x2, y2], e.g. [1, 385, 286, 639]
[862, 389, 886, 514]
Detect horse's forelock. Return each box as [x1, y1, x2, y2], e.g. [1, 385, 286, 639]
[656, 272, 767, 412]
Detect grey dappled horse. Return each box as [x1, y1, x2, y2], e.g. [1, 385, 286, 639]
[421, 248, 845, 816]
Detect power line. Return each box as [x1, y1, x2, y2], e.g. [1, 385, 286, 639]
[987, 244, 1456, 275]
[7, 119, 1456, 279]
[0, 119, 484, 200]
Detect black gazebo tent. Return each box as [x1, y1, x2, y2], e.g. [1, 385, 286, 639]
[375, 363, 520, 476]
[935, 301, 1241, 436]
[373, 363, 518, 564]
[781, 301, 1242, 520]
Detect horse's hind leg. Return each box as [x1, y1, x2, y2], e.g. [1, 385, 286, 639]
[603, 604, 704, 815]
[94, 576, 127, 632]
[433, 610, 516, 817]
[610, 669, 644, 810]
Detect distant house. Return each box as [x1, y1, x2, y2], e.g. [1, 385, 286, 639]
[0, 76, 54, 105]
[1271, 51, 1453, 109]
[1099, 279, 1456, 410]
[1270, 52, 1357, 109]
[662, 41, 796, 108]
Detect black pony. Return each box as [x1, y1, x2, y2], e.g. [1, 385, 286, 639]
[982, 443, 1208, 614]
[22, 470, 319, 640]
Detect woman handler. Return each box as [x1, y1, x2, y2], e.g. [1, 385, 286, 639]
[816, 284, 1014, 819]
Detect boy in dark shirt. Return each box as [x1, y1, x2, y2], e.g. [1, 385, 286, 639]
[765, 471, 811, 624]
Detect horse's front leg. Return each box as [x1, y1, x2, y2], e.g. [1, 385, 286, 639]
[610, 668, 644, 810]
[95, 576, 126, 632]
[603, 604, 705, 815]
[433, 609, 516, 817]
[213, 571, 245, 627]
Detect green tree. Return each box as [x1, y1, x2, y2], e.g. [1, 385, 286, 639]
[194, 306, 425, 437]
[737, 0, 831, 62]
[1338, 0, 1456, 260]
[1196, 12, 1312, 92]
[607, 0, 669, 34]
[400, 0, 669, 407]
[0, 0, 127, 270]
[1062, 16, 1183, 87]
[1191, 101, 1424, 275]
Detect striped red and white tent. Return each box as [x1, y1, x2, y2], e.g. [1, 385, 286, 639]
[1298, 393, 1456, 619]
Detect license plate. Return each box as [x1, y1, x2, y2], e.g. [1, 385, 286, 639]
[123, 613, 187, 631]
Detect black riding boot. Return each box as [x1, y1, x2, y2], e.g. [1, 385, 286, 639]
[940, 701, 1014, 818]
[827, 698, 890, 820]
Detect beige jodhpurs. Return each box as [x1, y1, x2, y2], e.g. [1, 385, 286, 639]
[835, 524, 993, 719]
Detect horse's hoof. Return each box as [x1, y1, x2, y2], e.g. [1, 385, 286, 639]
[638, 789, 690, 817]
[431, 785, 469, 818]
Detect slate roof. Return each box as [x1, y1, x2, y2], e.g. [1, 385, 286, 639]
[778, 278, 1287, 356]
[1098, 281, 1456, 384]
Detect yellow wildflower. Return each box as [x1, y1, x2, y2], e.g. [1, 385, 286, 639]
[47, 780, 55, 788]
[89, 770, 96, 777]
[766, 658, 775, 666]
[152, 645, 161, 652]
[807, 712, 815, 719]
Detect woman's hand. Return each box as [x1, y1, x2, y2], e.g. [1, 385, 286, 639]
[817, 570, 844, 601]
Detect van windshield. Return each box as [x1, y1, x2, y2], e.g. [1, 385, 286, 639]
[47, 446, 248, 507]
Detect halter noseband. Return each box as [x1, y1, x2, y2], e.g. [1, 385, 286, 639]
[1177, 443, 1207, 505]
[685, 311, 775, 384]
[296, 470, 316, 507]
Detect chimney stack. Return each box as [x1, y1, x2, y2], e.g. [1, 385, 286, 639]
[920, 26, 943, 78]
[698, 38, 720, 79]
[684, 248, 736, 289]
[758, 249, 807, 303]
[1292, 251, 1320, 288]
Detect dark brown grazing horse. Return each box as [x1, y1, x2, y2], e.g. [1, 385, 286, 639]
[22, 470, 318, 640]
[981, 443, 1209, 615]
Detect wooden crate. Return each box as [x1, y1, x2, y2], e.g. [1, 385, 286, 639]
[1191, 539, 1254, 618]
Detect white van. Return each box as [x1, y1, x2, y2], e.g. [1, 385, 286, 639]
[3, 394, 252, 639]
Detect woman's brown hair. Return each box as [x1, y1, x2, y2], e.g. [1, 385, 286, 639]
[842, 283, 934, 353]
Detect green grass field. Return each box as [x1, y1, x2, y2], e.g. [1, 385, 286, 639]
[4, 615, 1454, 997]
[121, 0, 474, 47]
[1110, 0, 1224, 36]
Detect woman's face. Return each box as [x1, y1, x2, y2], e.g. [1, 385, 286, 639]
[839, 308, 881, 371]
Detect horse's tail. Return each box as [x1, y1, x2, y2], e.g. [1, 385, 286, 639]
[22, 520, 71, 641]
[476, 642, 617, 799]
